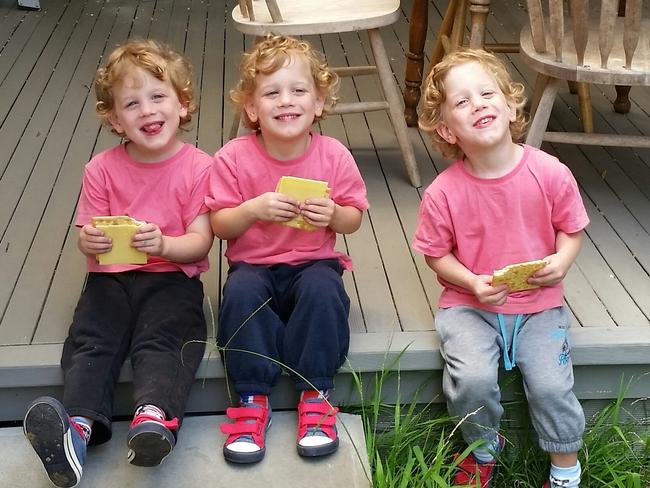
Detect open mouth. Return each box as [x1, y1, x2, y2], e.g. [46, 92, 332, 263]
[275, 113, 300, 121]
[141, 122, 164, 134]
[474, 116, 495, 128]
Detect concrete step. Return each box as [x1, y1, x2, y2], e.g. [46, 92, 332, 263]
[1, 412, 370, 488]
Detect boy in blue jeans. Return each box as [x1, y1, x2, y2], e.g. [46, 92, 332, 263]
[206, 35, 368, 464]
[413, 49, 588, 488]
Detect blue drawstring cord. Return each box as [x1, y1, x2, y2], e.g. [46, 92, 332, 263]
[497, 313, 523, 371]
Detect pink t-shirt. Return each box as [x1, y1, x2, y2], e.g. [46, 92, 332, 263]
[76, 143, 212, 278]
[412, 144, 589, 314]
[206, 132, 368, 270]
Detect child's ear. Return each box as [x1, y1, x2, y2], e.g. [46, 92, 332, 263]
[435, 122, 457, 144]
[179, 102, 188, 119]
[314, 92, 326, 117]
[508, 101, 517, 123]
[107, 112, 124, 135]
[244, 100, 258, 123]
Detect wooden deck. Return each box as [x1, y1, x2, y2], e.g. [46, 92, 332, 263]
[1, 0, 650, 422]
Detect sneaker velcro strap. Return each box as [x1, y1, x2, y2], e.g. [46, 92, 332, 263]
[130, 414, 179, 431]
[298, 401, 338, 418]
[225, 406, 265, 421]
[298, 402, 338, 440]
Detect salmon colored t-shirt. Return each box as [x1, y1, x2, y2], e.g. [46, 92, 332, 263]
[206, 133, 368, 270]
[76, 143, 212, 278]
[412, 145, 589, 314]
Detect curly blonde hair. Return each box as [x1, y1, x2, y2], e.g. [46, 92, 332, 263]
[231, 34, 339, 131]
[418, 49, 528, 160]
[95, 39, 197, 135]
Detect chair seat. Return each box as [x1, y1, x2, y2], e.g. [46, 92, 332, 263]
[520, 18, 650, 86]
[232, 0, 400, 36]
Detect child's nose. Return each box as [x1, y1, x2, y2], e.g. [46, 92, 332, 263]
[140, 100, 155, 115]
[278, 90, 293, 105]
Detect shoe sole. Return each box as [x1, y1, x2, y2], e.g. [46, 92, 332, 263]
[23, 398, 83, 488]
[297, 437, 339, 458]
[127, 422, 175, 467]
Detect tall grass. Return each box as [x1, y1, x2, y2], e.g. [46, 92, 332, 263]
[344, 364, 650, 488]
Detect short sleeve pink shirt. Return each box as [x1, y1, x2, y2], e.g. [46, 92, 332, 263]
[76, 143, 212, 277]
[412, 145, 589, 314]
[206, 133, 368, 270]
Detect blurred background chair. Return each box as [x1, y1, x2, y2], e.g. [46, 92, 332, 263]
[230, 0, 421, 187]
[520, 0, 649, 148]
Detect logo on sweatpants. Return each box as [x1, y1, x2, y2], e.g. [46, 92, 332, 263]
[552, 328, 570, 366]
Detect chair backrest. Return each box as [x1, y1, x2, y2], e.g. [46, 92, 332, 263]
[526, 0, 643, 70]
[238, 0, 283, 23]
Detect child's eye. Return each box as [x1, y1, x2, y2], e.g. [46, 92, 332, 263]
[293, 88, 306, 94]
[264, 90, 278, 97]
[455, 99, 468, 107]
[152, 93, 165, 100]
[482, 90, 495, 97]
[125, 101, 137, 108]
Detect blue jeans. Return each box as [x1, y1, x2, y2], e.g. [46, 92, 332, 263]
[218, 260, 350, 395]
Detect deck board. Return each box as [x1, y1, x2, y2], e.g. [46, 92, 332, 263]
[1, 0, 649, 416]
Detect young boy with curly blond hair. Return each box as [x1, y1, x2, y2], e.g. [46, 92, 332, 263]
[413, 49, 588, 488]
[23, 39, 213, 487]
[206, 34, 368, 464]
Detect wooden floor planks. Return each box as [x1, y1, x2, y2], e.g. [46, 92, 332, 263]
[0, 0, 649, 357]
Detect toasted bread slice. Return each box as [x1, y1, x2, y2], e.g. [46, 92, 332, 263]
[92, 216, 147, 265]
[492, 259, 547, 292]
[275, 176, 330, 231]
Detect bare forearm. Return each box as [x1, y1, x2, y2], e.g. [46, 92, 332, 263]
[425, 253, 476, 289]
[159, 232, 213, 263]
[210, 203, 258, 240]
[329, 205, 362, 234]
[556, 230, 583, 266]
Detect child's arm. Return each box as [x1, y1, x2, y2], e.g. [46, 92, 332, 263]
[425, 253, 509, 306]
[211, 192, 300, 240]
[528, 230, 584, 287]
[131, 213, 213, 263]
[300, 198, 363, 234]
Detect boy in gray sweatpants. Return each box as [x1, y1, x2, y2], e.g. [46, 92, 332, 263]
[413, 48, 588, 488]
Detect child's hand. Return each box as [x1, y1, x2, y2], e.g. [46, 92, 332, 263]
[78, 224, 112, 255]
[132, 222, 165, 256]
[472, 274, 509, 305]
[300, 197, 335, 228]
[528, 254, 567, 287]
[250, 192, 300, 223]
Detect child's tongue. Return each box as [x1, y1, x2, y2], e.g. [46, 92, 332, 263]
[142, 122, 163, 133]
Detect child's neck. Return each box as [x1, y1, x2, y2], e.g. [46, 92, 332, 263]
[257, 132, 311, 161]
[461, 141, 523, 179]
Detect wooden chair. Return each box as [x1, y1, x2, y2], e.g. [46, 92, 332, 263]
[520, 0, 650, 148]
[230, 0, 421, 187]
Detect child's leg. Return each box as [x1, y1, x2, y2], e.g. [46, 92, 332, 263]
[61, 272, 136, 444]
[126, 272, 207, 466]
[281, 260, 350, 392]
[435, 307, 504, 445]
[218, 263, 285, 394]
[515, 306, 584, 488]
[217, 263, 282, 463]
[279, 260, 349, 457]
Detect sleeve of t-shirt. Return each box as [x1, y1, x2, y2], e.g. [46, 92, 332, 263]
[329, 147, 369, 212]
[75, 157, 110, 227]
[551, 163, 590, 234]
[412, 187, 455, 258]
[205, 142, 245, 211]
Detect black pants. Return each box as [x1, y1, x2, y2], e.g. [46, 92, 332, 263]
[217, 260, 350, 396]
[61, 271, 207, 445]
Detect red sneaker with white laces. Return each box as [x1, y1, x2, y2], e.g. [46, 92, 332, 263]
[220, 395, 271, 464]
[127, 406, 178, 467]
[296, 390, 339, 457]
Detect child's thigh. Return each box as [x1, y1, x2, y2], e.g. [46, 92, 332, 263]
[516, 306, 574, 391]
[223, 262, 275, 302]
[435, 306, 501, 372]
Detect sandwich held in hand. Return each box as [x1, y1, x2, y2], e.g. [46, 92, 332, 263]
[492, 259, 547, 292]
[275, 176, 330, 231]
[92, 216, 147, 265]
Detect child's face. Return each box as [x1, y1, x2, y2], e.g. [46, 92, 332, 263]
[245, 54, 325, 149]
[435, 61, 516, 156]
[108, 66, 187, 162]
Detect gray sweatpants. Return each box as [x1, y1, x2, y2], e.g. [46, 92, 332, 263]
[435, 305, 584, 453]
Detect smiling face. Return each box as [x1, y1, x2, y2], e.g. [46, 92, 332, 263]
[244, 53, 325, 158]
[435, 61, 516, 156]
[108, 66, 187, 163]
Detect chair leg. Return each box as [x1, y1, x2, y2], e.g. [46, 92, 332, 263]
[368, 28, 421, 188]
[526, 77, 560, 148]
[576, 82, 593, 133]
[613, 85, 632, 113]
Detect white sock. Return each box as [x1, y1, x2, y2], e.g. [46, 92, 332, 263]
[471, 436, 501, 464]
[71, 416, 92, 443]
[549, 460, 581, 488]
[135, 404, 166, 421]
